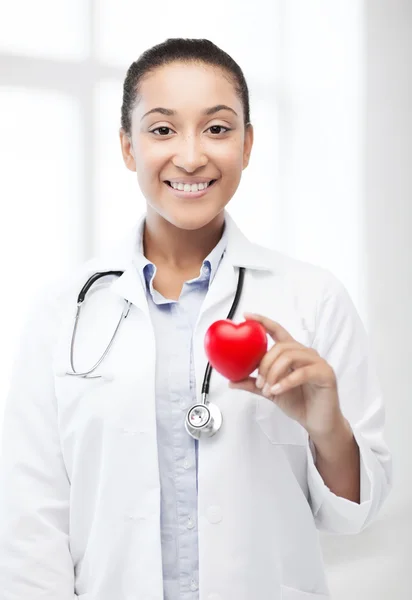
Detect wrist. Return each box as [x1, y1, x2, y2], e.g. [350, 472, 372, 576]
[307, 412, 350, 446]
[309, 415, 355, 460]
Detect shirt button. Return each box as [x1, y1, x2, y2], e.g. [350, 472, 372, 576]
[183, 458, 191, 469]
[190, 580, 199, 591]
[206, 506, 223, 524]
[187, 516, 195, 529]
[208, 594, 221, 600]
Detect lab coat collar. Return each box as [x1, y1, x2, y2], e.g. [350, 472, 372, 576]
[104, 210, 275, 315]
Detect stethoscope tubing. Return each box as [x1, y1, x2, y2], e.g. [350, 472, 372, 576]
[65, 267, 245, 438]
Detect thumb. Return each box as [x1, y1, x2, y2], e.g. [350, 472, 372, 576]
[243, 312, 294, 343]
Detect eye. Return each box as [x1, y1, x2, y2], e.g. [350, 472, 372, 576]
[150, 126, 174, 136]
[207, 125, 231, 135]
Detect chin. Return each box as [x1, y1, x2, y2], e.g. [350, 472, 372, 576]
[158, 202, 227, 231]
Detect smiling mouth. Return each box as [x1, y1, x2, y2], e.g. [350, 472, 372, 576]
[165, 179, 217, 191]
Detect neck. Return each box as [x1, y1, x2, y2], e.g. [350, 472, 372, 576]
[143, 208, 225, 271]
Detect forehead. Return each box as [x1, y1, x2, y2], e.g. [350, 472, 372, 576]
[135, 61, 241, 115]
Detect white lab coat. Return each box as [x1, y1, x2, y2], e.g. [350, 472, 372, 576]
[0, 211, 391, 600]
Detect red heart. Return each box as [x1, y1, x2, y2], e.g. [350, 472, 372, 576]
[204, 319, 268, 382]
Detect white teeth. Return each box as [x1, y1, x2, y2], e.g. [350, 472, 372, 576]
[170, 181, 212, 192]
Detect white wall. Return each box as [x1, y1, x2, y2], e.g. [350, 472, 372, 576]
[276, 0, 366, 318]
[320, 1, 412, 597]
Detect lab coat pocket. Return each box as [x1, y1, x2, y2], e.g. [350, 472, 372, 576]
[53, 353, 153, 435]
[281, 585, 330, 599]
[53, 364, 117, 428]
[51, 305, 129, 431]
[51, 295, 116, 409]
[254, 396, 307, 446]
[53, 366, 111, 398]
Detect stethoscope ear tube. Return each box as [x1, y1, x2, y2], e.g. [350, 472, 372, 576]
[66, 271, 130, 378]
[76, 271, 124, 304]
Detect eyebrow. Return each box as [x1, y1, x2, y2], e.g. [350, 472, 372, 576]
[140, 104, 238, 121]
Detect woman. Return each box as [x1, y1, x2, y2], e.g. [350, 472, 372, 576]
[0, 38, 391, 600]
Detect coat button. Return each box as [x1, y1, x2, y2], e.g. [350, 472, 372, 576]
[206, 506, 222, 523]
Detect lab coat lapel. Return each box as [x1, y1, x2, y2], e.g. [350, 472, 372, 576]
[109, 262, 150, 319]
[97, 216, 151, 318]
[192, 211, 275, 403]
[198, 252, 238, 321]
[197, 210, 274, 319]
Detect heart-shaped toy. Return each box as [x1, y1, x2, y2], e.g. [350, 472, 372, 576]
[204, 319, 268, 382]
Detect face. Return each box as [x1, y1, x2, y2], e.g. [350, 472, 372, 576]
[119, 61, 253, 231]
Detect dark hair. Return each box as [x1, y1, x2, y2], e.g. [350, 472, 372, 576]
[120, 38, 251, 136]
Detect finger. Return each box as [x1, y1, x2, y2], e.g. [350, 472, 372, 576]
[228, 377, 258, 394]
[268, 363, 327, 396]
[264, 349, 318, 387]
[257, 342, 308, 384]
[261, 350, 318, 396]
[243, 312, 295, 343]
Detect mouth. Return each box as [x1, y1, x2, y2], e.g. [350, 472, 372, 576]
[164, 179, 218, 199]
[164, 179, 217, 192]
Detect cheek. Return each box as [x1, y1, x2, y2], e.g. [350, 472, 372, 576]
[210, 138, 245, 174]
[135, 139, 167, 181]
[216, 153, 244, 186]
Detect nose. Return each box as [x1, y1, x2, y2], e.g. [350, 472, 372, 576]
[172, 134, 208, 172]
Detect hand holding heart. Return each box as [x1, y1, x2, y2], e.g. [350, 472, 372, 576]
[205, 313, 344, 438]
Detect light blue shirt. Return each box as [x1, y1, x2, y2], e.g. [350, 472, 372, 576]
[134, 220, 228, 600]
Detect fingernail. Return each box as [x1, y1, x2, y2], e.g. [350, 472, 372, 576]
[256, 375, 265, 389]
[262, 383, 272, 397]
[270, 383, 282, 394]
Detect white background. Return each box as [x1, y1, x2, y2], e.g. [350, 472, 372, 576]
[0, 0, 410, 597]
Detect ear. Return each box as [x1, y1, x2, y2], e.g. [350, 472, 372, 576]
[119, 128, 136, 172]
[242, 124, 254, 170]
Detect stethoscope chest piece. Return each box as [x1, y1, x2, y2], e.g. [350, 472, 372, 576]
[185, 402, 223, 439]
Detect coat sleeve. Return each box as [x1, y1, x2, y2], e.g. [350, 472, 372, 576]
[0, 286, 78, 598]
[306, 270, 392, 534]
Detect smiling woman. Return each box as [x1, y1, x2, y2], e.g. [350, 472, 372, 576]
[0, 37, 391, 600]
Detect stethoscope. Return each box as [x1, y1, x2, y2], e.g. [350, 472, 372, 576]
[65, 267, 245, 440]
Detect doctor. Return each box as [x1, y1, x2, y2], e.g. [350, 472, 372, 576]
[0, 38, 391, 600]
